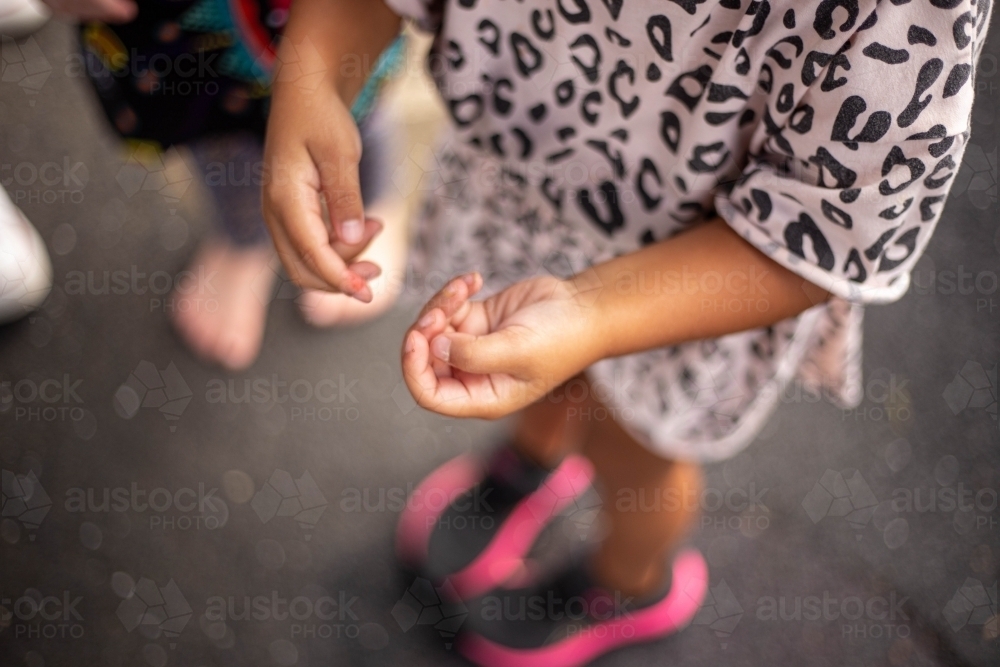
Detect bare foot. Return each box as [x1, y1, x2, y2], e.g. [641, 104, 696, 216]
[170, 238, 276, 370]
[297, 197, 409, 328]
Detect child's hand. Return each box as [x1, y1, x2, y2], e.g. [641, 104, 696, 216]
[262, 64, 383, 303]
[402, 274, 605, 419]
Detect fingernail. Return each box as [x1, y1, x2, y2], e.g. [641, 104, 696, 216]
[352, 286, 373, 303]
[418, 311, 435, 328]
[431, 336, 451, 362]
[341, 218, 363, 244]
[462, 273, 476, 287]
[404, 332, 415, 354]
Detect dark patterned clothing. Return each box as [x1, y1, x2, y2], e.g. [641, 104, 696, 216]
[80, 0, 399, 244]
[389, 0, 992, 460]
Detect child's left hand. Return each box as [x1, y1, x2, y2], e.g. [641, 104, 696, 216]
[402, 273, 604, 419]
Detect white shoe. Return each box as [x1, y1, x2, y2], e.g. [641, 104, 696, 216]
[0, 0, 50, 38]
[0, 185, 52, 324]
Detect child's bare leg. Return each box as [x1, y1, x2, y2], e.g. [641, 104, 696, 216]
[510, 378, 590, 467]
[511, 376, 701, 597]
[582, 414, 702, 596]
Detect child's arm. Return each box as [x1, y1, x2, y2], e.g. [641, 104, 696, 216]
[262, 0, 401, 301]
[569, 218, 830, 361]
[401, 219, 828, 419]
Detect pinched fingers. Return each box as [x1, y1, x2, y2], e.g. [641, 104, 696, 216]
[264, 191, 372, 300]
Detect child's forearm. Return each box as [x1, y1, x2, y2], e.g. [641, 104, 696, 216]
[278, 0, 401, 104]
[571, 218, 831, 361]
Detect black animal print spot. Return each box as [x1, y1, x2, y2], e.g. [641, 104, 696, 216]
[758, 64, 774, 94]
[647, 63, 662, 81]
[821, 45, 852, 92]
[706, 112, 739, 125]
[953, 12, 975, 49]
[605, 27, 631, 46]
[660, 111, 681, 153]
[445, 40, 465, 69]
[879, 145, 925, 195]
[636, 158, 663, 211]
[802, 50, 831, 85]
[578, 181, 626, 235]
[449, 94, 485, 126]
[735, 48, 751, 75]
[789, 105, 814, 133]
[665, 65, 713, 111]
[477, 19, 501, 55]
[688, 142, 730, 172]
[897, 58, 943, 128]
[708, 83, 749, 102]
[766, 36, 804, 70]
[843, 248, 867, 282]
[920, 195, 945, 221]
[762, 106, 794, 155]
[831, 96, 891, 143]
[907, 25, 936, 46]
[822, 199, 853, 228]
[906, 124, 954, 157]
[581, 90, 602, 125]
[529, 103, 547, 122]
[720, 0, 742, 9]
[732, 0, 770, 48]
[878, 197, 913, 219]
[531, 9, 556, 41]
[570, 34, 602, 82]
[813, 0, 859, 40]
[491, 77, 515, 116]
[667, 0, 708, 16]
[840, 188, 861, 203]
[878, 227, 919, 272]
[858, 9, 878, 31]
[558, 0, 592, 24]
[739, 109, 756, 126]
[776, 83, 795, 113]
[862, 42, 909, 64]
[555, 79, 576, 106]
[646, 15, 673, 62]
[785, 212, 836, 270]
[810, 147, 858, 189]
[864, 225, 899, 261]
[602, 0, 624, 20]
[510, 128, 533, 158]
[511, 33, 544, 78]
[924, 155, 956, 189]
[929, 0, 963, 9]
[609, 60, 640, 118]
[943, 63, 971, 97]
[783, 9, 796, 28]
[752, 189, 773, 220]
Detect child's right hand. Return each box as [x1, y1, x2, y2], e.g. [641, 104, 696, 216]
[261, 0, 400, 302]
[261, 58, 384, 303]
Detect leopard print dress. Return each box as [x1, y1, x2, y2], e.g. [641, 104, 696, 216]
[387, 0, 992, 461]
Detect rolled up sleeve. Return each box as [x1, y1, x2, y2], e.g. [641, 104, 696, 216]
[718, 0, 989, 304]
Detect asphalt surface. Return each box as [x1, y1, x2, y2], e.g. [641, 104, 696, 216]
[1, 16, 998, 667]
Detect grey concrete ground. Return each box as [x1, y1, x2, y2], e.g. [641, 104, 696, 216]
[1, 16, 998, 667]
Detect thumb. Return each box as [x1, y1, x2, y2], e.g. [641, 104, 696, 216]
[317, 142, 367, 247]
[430, 330, 527, 376]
